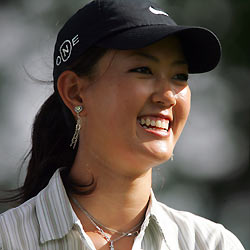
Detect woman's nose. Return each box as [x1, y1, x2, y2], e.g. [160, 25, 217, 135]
[151, 84, 177, 108]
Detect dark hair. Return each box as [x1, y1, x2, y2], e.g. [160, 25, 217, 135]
[1, 46, 108, 205]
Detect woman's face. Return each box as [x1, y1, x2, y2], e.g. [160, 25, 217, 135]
[80, 36, 191, 175]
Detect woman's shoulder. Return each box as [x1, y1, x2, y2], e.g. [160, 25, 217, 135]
[0, 197, 39, 247]
[0, 196, 37, 224]
[157, 200, 221, 228]
[0, 169, 75, 249]
[155, 201, 245, 249]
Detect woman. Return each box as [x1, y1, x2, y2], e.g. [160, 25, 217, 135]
[0, 0, 245, 249]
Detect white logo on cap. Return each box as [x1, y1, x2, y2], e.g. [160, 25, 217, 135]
[56, 34, 80, 66]
[149, 6, 168, 16]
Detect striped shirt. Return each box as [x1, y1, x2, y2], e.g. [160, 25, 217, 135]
[0, 169, 245, 250]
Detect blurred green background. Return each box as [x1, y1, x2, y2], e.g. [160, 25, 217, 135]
[0, 0, 249, 248]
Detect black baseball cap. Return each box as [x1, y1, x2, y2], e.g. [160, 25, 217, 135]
[53, 0, 221, 83]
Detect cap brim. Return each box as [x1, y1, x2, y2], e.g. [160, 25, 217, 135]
[97, 25, 221, 73]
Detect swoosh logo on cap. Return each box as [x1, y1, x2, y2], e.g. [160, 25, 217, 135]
[149, 6, 169, 16]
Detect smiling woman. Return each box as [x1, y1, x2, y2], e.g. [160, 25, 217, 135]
[65, 37, 191, 178]
[0, 0, 245, 250]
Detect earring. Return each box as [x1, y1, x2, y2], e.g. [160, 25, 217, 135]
[70, 105, 83, 149]
[171, 153, 174, 161]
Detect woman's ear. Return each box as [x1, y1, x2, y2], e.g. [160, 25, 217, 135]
[56, 70, 88, 116]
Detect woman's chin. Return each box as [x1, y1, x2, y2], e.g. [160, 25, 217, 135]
[142, 141, 173, 165]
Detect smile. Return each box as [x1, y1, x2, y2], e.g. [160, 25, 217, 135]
[139, 117, 170, 131]
[137, 116, 171, 137]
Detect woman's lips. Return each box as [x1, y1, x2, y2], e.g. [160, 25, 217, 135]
[138, 116, 170, 130]
[137, 116, 171, 137]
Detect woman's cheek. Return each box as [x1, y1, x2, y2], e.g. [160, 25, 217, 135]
[174, 86, 191, 130]
[177, 86, 191, 113]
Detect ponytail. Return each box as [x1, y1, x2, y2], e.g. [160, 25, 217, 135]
[23, 92, 76, 201]
[1, 46, 108, 205]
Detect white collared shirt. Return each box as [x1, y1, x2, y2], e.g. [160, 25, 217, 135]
[0, 169, 245, 250]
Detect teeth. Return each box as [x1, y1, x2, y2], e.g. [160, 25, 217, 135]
[162, 121, 169, 130]
[140, 118, 146, 125]
[139, 117, 170, 130]
[155, 120, 162, 128]
[166, 122, 169, 130]
[162, 121, 166, 129]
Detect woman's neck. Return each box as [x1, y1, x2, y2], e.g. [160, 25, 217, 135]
[69, 149, 152, 232]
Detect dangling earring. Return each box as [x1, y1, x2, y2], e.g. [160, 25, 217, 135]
[70, 105, 83, 149]
[171, 153, 174, 161]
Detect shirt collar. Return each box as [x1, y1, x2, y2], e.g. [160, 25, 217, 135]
[36, 168, 75, 244]
[147, 190, 180, 249]
[35, 169, 179, 248]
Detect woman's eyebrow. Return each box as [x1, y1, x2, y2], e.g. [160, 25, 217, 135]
[128, 52, 188, 66]
[172, 60, 188, 66]
[130, 52, 160, 62]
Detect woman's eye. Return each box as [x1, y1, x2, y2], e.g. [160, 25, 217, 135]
[129, 67, 152, 75]
[173, 73, 189, 81]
